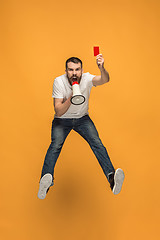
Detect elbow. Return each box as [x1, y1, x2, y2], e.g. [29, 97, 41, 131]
[55, 111, 63, 117]
[107, 73, 110, 82]
[106, 76, 110, 84]
[56, 113, 61, 117]
[54, 108, 62, 117]
[103, 77, 110, 84]
[103, 74, 110, 84]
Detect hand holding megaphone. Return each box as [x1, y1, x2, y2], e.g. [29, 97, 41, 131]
[71, 80, 85, 105]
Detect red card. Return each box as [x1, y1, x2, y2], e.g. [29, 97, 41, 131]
[93, 46, 99, 56]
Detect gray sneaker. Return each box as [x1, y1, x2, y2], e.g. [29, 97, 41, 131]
[109, 168, 125, 195]
[38, 173, 53, 199]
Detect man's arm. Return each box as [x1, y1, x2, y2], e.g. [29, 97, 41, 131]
[54, 96, 72, 117]
[92, 54, 110, 87]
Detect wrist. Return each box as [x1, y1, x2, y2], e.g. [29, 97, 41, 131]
[99, 65, 105, 72]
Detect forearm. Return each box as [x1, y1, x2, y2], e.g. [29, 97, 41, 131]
[54, 97, 72, 117]
[100, 66, 110, 84]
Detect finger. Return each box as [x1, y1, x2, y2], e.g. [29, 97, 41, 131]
[97, 57, 104, 61]
[96, 56, 103, 61]
[96, 53, 103, 58]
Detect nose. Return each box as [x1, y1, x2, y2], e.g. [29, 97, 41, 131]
[73, 70, 76, 75]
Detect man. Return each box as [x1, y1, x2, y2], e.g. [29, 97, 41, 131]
[38, 54, 125, 199]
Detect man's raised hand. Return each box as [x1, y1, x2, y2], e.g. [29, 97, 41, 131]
[96, 54, 104, 70]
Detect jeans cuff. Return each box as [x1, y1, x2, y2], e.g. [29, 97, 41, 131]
[107, 171, 114, 181]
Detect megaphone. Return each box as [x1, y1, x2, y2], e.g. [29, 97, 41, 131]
[71, 81, 85, 105]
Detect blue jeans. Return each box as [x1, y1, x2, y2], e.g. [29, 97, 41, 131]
[41, 114, 115, 183]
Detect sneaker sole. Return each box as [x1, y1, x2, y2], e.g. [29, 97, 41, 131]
[38, 173, 52, 199]
[113, 168, 125, 195]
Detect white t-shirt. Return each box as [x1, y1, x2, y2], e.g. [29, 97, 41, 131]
[52, 72, 95, 118]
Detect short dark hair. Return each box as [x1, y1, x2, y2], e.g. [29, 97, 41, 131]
[65, 57, 83, 69]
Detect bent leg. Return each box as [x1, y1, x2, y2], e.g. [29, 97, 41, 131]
[41, 118, 72, 180]
[74, 115, 115, 182]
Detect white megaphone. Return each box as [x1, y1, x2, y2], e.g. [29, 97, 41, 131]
[71, 81, 85, 105]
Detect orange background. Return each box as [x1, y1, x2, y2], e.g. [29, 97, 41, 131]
[0, 0, 160, 239]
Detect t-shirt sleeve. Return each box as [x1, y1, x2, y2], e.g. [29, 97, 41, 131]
[52, 78, 64, 98]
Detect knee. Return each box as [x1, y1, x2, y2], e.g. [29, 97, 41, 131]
[49, 138, 64, 150]
[95, 139, 104, 148]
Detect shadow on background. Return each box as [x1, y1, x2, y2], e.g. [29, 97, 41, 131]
[32, 168, 116, 239]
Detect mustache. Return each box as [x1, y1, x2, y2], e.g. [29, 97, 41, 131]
[70, 75, 78, 81]
[67, 74, 82, 85]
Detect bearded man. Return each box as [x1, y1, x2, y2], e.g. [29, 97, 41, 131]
[38, 54, 125, 199]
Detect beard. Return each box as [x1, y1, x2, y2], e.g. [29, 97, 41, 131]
[67, 74, 82, 85]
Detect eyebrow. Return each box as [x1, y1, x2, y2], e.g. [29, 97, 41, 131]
[68, 67, 81, 71]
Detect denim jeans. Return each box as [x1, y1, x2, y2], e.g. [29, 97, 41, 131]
[41, 114, 115, 183]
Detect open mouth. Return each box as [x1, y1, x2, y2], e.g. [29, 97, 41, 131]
[71, 77, 78, 82]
